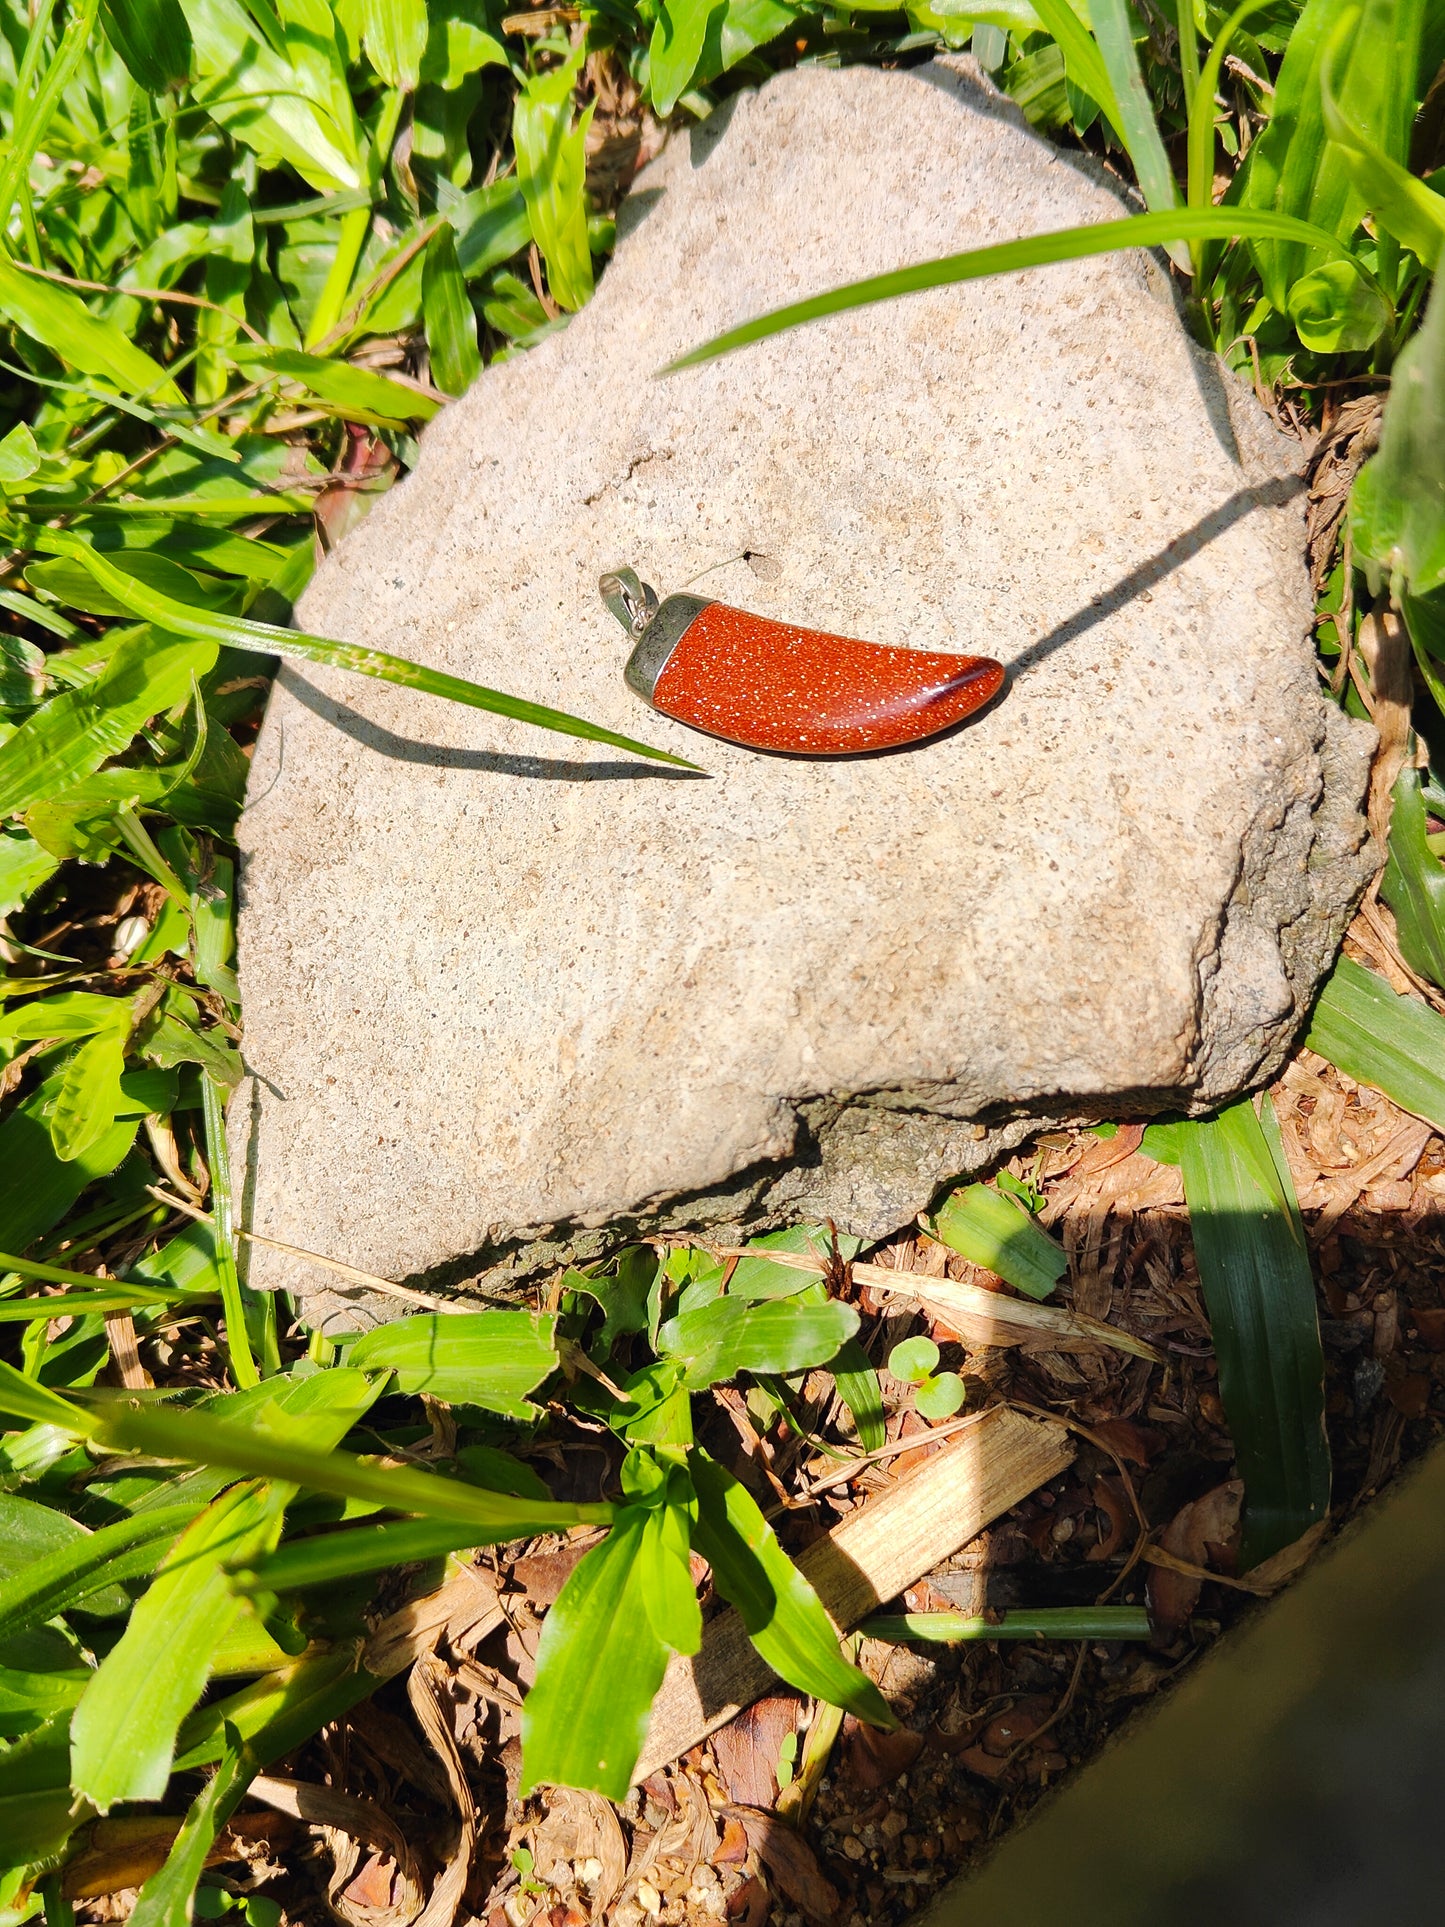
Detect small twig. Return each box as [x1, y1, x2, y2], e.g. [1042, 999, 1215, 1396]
[144, 1186, 487, 1315]
[802, 1408, 991, 1497]
[1141, 1543, 1270, 1595]
[7, 256, 271, 346]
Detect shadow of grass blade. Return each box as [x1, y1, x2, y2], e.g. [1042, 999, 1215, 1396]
[35, 533, 703, 771]
[657, 208, 1385, 373]
[1306, 954, 1445, 1128]
[1178, 1098, 1329, 1571]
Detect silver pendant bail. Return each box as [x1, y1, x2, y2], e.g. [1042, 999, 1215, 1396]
[599, 567, 660, 637]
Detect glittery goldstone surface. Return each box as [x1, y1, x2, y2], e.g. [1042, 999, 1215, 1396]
[650, 603, 1004, 754]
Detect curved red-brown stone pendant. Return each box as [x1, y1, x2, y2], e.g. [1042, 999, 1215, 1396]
[601, 572, 1004, 756]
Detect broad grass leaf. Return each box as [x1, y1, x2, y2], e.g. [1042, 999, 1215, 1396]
[657, 1296, 858, 1388]
[71, 1481, 283, 1808]
[1029, 0, 1121, 138]
[0, 1713, 77, 1866]
[659, 206, 1381, 372]
[1287, 258, 1390, 350]
[0, 1505, 197, 1639]
[0, 828, 57, 917]
[0, 627, 215, 818]
[85, 1401, 611, 1539]
[688, 1448, 895, 1726]
[422, 225, 481, 396]
[930, 1184, 1067, 1299]
[1306, 954, 1445, 1130]
[100, 0, 194, 90]
[0, 257, 182, 403]
[519, 1508, 670, 1798]
[358, 0, 427, 88]
[728, 1224, 860, 1302]
[637, 1464, 702, 1655]
[1241, 0, 1426, 306]
[1177, 1099, 1329, 1568]
[172, 1640, 376, 1774]
[829, 1336, 885, 1452]
[0, 1067, 139, 1255]
[129, 1743, 258, 1927]
[178, 0, 365, 192]
[350, 1311, 559, 1416]
[650, 0, 711, 117]
[514, 49, 595, 313]
[1380, 766, 1445, 987]
[448, 179, 531, 278]
[0, 990, 130, 1044]
[691, 0, 797, 95]
[0, 632, 43, 710]
[26, 550, 233, 618]
[36, 532, 696, 768]
[48, 1030, 129, 1163]
[566, 1246, 656, 1351]
[1351, 277, 1445, 596]
[0, 423, 40, 487]
[0, 1495, 129, 1617]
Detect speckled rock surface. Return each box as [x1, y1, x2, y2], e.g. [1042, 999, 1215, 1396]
[233, 58, 1375, 1329]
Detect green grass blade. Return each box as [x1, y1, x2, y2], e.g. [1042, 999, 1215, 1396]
[0, 0, 101, 233]
[688, 1447, 895, 1728]
[85, 1399, 613, 1536]
[519, 1509, 670, 1797]
[1178, 1099, 1329, 1569]
[236, 1517, 484, 1593]
[1350, 276, 1445, 597]
[513, 48, 595, 314]
[660, 207, 1384, 372]
[830, 1336, 885, 1453]
[1305, 953, 1445, 1129]
[0, 628, 215, 818]
[0, 1503, 197, 1640]
[1030, 0, 1121, 138]
[128, 1742, 257, 1927]
[861, 1606, 1153, 1642]
[202, 1070, 257, 1389]
[1380, 766, 1445, 987]
[930, 1184, 1067, 1300]
[1089, 0, 1182, 246]
[35, 532, 701, 770]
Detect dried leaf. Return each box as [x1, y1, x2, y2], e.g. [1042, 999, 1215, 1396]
[1146, 1480, 1243, 1631]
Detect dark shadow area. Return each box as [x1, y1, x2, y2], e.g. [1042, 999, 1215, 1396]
[281, 674, 704, 782]
[922, 1435, 1445, 1927]
[1008, 473, 1307, 682]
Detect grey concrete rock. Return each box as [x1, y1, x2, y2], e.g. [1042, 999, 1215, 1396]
[233, 58, 1375, 1331]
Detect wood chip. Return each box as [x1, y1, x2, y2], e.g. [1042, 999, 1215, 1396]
[854, 1263, 1162, 1362]
[634, 1406, 1072, 1778]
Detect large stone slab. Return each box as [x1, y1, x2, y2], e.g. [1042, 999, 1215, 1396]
[233, 58, 1374, 1329]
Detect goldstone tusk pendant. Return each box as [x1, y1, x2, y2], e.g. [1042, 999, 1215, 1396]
[598, 567, 1005, 757]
